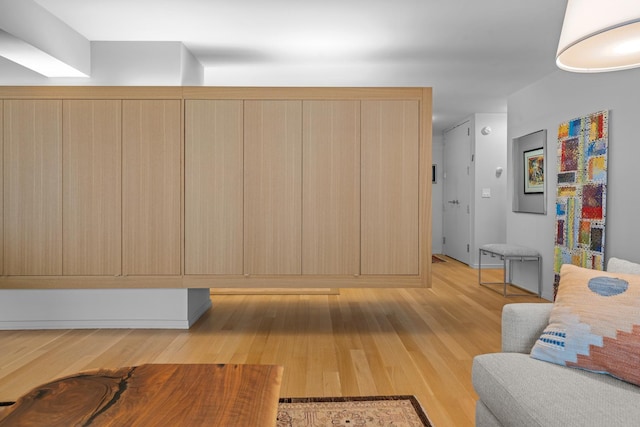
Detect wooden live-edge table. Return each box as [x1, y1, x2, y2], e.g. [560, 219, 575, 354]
[0, 364, 283, 426]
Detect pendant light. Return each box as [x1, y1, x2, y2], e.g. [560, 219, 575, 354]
[556, 0, 640, 72]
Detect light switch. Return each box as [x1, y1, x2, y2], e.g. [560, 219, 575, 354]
[482, 188, 491, 198]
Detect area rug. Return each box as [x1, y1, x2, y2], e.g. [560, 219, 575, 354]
[277, 396, 432, 427]
[432, 254, 446, 263]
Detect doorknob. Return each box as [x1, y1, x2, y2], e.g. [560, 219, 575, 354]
[448, 199, 459, 204]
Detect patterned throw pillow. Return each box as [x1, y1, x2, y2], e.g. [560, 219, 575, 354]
[530, 263, 640, 386]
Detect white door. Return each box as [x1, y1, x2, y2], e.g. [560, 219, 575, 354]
[443, 122, 471, 264]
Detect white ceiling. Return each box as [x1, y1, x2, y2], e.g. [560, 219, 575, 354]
[3, 0, 568, 133]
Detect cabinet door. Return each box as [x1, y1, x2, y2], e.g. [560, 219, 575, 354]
[4, 100, 62, 275]
[185, 100, 243, 274]
[123, 100, 181, 275]
[63, 100, 122, 275]
[361, 100, 420, 275]
[302, 101, 360, 275]
[244, 100, 302, 275]
[0, 102, 3, 276]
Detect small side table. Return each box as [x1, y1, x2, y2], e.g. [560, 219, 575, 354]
[479, 244, 541, 297]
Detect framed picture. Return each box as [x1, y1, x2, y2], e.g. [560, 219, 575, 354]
[524, 148, 544, 194]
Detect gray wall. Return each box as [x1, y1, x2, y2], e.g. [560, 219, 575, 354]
[507, 68, 640, 300]
[432, 134, 444, 254]
[471, 113, 508, 267]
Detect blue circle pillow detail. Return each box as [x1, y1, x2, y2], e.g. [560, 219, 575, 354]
[588, 276, 629, 297]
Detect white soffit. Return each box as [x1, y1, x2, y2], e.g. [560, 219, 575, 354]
[0, 29, 87, 77]
[0, 0, 89, 77]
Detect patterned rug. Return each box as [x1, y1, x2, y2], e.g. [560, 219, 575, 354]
[432, 255, 446, 263]
[277, 396, 432, 427]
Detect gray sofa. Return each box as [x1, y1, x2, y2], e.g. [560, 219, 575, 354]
[472, 303, 640, 426]
[472, 257, 640, 426]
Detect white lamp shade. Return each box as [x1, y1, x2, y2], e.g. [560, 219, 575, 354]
[557, 0, 640, 72]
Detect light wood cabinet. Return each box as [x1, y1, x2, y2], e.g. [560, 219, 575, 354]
[123, 100, 181, 275]
[361, 100, 420, 275]
[0, 102, 2, 276]
[4, 100, 62, 275]
[185, 100, 244, 275]
[63, 100, 122, 275]
[0, 87, 432, 289]
[302, 101, 360, 275]
[244, 100, 302, 275]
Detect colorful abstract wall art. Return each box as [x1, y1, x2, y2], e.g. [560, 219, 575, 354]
[554, 111, 608, 297]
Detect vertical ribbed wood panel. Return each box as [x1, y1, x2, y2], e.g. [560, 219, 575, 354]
[185, 100, 244, 274]
[63, 100, 122, 275]
[0, 101, 2, 276]
[4, 100, 62, 275]
[244, 100, 302, 275]
[302, 100, 360, 275]
[123, 100, 181, 275]
[361, 100, 420, 275]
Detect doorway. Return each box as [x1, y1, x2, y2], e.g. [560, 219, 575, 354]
[443, 121, 471, 264]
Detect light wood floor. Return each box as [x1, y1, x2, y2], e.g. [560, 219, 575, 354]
[0, 257, 543, 426]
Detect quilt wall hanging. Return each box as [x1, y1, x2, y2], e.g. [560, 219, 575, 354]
[554, 110, 609, 297]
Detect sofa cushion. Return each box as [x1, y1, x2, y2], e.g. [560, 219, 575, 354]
[607, 257, 640, 275]
[475, 401, 502, 427]
[501, 303, 552, 353]
[530, 264, 640, 386]
[472, 353, 640, 426]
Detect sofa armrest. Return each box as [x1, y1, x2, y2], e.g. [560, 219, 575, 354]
[501, 303, 553, 353]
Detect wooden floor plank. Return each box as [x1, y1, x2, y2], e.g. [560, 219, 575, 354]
[0, 257, 543, 426]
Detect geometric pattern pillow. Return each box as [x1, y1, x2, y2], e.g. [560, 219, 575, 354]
[530, 264, 640, 386]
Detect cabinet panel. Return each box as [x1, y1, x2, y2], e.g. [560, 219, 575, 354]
[302, 101, 360, 275]
[185, 100, 243, 274]
[244, 100, 302, 275]
[0, 102, 2, 276]
[63, 100, 122, 275]
[123, 100, 181, 275]
[4, 100, 62, 275]
[361, 100, 420, 275]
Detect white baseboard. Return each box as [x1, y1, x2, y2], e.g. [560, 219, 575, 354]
[0, 288, 211, 330]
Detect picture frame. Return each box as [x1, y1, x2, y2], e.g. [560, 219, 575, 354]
[524, 148, 544, 194]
